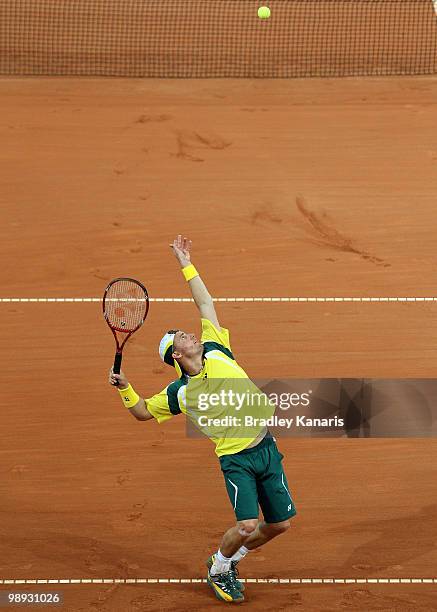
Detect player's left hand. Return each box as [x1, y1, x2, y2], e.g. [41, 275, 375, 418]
[108, 367, 128, 388]
[170, 235, 192, 267]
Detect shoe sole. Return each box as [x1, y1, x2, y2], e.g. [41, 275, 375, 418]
[207, 574, 244, 603]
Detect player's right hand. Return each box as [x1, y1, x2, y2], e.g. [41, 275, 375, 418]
[108, 367, 128, 389]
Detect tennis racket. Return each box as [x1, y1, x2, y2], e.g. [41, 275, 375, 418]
[103, 277, 149, 385]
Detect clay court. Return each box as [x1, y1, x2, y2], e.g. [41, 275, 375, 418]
[1, 1, 437, 611]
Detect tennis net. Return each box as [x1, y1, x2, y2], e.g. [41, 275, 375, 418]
[1, 0, 437, 78]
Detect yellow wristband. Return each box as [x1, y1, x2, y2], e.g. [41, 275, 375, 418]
[118, 384, 140, 408]
[182, 264, 199, 282]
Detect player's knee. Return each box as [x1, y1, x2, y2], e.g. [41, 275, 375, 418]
[266, 520, 291, 535]
[238, 519, 258, 536]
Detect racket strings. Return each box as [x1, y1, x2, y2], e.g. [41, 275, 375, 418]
[104, 280, 148, 332]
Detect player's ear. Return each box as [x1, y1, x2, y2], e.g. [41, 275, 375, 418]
[172, 350, 182, 360]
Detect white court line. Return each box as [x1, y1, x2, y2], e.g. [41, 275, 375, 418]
[0, 297, 437, 303]
[0, 577, 436, 585]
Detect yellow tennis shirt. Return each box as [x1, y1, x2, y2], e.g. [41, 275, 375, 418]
[146, 319, 270, 456]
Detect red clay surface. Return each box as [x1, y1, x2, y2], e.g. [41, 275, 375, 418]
[1, 77, 437, 610]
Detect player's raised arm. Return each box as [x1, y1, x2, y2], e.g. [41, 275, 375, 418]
[170, 235, 221, 330]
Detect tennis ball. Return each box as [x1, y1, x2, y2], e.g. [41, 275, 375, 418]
[258, 6, 271, 19]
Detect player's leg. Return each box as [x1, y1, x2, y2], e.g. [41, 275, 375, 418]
[210, 465, 259, 569]
[218, 438, 295, 573]
[207, 520, 258, 602]
[206, 456, 259, 602]
[254, 436, 297, 543]
[242, 518, 291, 550]
[219, 518, 259, 558]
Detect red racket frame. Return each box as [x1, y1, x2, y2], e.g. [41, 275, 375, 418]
[103, 277, 149, 381]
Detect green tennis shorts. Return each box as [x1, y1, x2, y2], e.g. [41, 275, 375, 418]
[219, 435, 297, 524]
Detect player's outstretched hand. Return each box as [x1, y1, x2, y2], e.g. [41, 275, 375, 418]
[108, 367, 128, 389]
[170, 234, 192, 267]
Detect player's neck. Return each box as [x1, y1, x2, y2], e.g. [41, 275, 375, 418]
[182, 354, 204, 377]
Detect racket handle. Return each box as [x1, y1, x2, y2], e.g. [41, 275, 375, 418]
[113, 352, 123, 385]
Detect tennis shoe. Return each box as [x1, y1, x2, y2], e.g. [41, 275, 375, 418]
[206, 554, 245, 597]
[207, 566, 244, 603]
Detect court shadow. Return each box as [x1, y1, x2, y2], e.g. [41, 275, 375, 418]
[2, 530, 187, 577]
[337, 504, 437, 573]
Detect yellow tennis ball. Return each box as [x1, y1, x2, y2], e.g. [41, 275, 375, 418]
[258, 6, 271, 19]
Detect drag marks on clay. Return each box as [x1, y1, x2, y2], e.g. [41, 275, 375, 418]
[150, 431, 165, 448]
[193, 132, 232, 150]
[125, 241, 143, 254]
[129, 594, 198, 612]
[113, 158, 152, 176]
[82, 538, 143, 603]
[117, 558, 141, 576]
[6, 532, 128, 577]
[174, 131, 232, 162]
[174, 132, 204, 162]
[337, 504, 437, 576]
[135, 114, 172, 124]
[116, 469, 132, 487]
[129, 593, 156, 611]
[295, 196, 390, 268]
[340, 588, 421, 611]
[88, 583, 120, 610]
[90, 268, 110, 281]
[84, 541, 109, 576]
[251, 206, 283, 225]
[266, 592, 302, 610]
[90, 561, 146, 612]
[127, 503, 146, 524]
[110, 502, 147, 534]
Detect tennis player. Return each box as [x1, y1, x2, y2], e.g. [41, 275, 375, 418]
[109, 235, 296, 603]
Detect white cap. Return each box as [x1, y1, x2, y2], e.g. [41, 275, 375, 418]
[158, 331, 183, 378]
